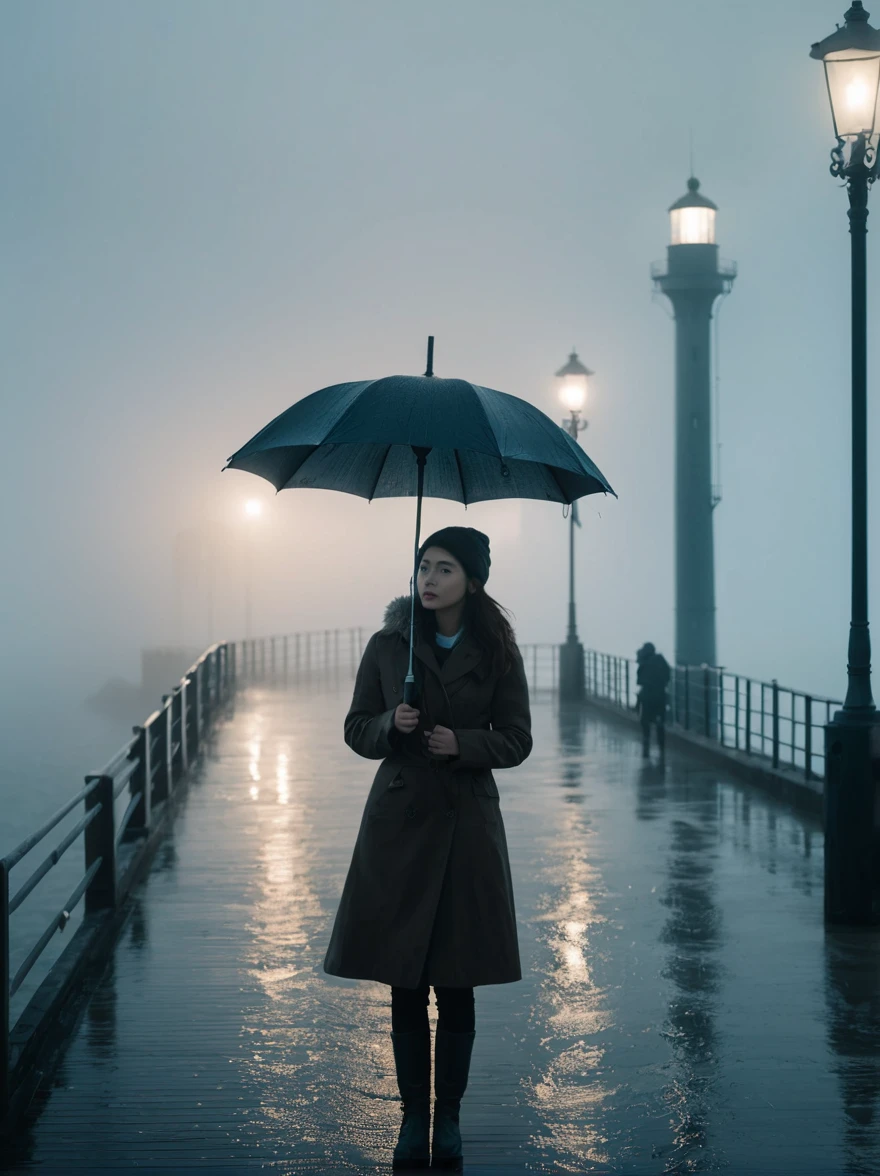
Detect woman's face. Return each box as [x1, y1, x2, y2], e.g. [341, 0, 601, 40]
[418, 546, 471, 610]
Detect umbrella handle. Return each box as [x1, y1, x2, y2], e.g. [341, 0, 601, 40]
[403, 677, 419, 706]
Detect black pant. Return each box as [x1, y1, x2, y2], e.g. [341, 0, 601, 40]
[391, 983, 475, 1033]
[641, 707, 666, 753]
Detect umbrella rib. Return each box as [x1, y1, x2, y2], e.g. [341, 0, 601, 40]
[546, 462, 571, 505]
[453, 449, 468, 506]
[368, 443, 394, 502]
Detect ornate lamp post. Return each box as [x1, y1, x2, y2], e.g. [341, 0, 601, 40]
[811, 1, 880, 924]
[556, 349, 592, 703]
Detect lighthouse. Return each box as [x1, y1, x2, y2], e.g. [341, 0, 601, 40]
[652, 177, 736, 668]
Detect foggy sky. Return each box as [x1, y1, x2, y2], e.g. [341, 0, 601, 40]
[2, 0, 874, 730]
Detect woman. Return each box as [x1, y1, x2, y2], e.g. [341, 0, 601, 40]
[323, 525, 532, 1170]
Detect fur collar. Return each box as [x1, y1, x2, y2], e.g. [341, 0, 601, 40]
[382, 594, 422, 639]
[381, 594, 491, 680]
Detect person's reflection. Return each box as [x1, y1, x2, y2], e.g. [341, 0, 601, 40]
[635, 759, 668, 821]
[656, 776, 723, 1165]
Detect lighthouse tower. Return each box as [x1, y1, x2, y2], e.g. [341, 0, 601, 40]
[652, 177, 736, 668]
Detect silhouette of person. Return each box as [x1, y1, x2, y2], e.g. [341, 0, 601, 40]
[636, 642, 670, 760]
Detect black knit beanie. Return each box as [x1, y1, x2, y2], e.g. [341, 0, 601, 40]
[417, 526, 491, 585]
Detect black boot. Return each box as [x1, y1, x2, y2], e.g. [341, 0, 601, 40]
[431, 1027, 475, 1170]
[390, 1028, 431, 1169]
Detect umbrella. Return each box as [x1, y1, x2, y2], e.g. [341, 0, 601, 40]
[224, 337, 615, 703]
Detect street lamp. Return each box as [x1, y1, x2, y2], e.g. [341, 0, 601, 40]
[811, 1, 880, 925]
[556, 349, 592, 703]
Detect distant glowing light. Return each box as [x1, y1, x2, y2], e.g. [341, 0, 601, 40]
[559, 378, 587, 413]
[245, 499, 263, 518]
[670, 206, 716, 245]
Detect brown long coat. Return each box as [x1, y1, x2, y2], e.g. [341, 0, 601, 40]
[322, 595, 532, 989]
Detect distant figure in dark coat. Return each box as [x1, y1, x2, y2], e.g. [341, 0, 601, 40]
[636, 642, 670, 759]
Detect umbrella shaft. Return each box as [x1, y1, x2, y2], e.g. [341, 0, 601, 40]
[408, 449, 430, 681]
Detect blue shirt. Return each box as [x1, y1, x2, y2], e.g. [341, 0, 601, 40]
[435, 626, 464, 649]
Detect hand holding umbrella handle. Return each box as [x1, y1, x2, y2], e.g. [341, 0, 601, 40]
[403, 677, 420, 706]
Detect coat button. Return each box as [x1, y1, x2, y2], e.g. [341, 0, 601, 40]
[446, 809, 454, 818]
[392, 685, 398, 692]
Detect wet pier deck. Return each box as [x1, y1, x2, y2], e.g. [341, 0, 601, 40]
[5, 679, 880, 1174]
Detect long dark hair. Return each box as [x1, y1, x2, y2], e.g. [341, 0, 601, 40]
[415, 583, 518, 679]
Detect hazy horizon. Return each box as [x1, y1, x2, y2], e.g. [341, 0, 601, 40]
[3, 0, 874, 753]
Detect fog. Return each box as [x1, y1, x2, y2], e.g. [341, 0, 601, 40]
[2, 0, 874, 812]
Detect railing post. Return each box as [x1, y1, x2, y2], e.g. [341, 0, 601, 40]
[703, 665, 710, 736]
[154, 700, 171, 804]
[177, 683, 188, 776]
[84, 774, 117, 914]
[734, 675, 740, 750]
[126, 722, 152, 838]
[772, 679, 780, 769]
[1, 859, 10, 1123]
[164, 698, 174, 790]
[745, 679, 752, 755]
[193, 664, 202, 755]
[625, 659, 630, 708]
[805, 695, 813, 781]
[761, 683, 767, 754]
[718, 672, 725, 746]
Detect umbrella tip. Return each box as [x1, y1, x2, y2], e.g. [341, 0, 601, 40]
[425, 335, 434, 378]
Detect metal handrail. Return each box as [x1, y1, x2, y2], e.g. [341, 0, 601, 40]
[2, 640, 235, 1122]
[10, 857, 104, 999]
[581, 649, 840, 782]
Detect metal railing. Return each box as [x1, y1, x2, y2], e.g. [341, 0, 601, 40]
[231, 629, 365, 682]
[2, 642, 234, 1127]
[582, 650, 841, 782]
[650, 257, 738, 282]
[192, 633, 840, 782]
[232, 630, 562, 698]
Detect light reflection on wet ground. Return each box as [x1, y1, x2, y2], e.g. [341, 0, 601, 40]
[5, 679, 880, 1174]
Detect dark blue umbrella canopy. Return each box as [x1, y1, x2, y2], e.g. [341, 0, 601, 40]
[225, 361, 615, 705]
[224, 375, 615, 504]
